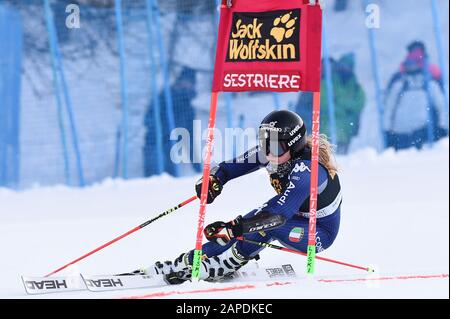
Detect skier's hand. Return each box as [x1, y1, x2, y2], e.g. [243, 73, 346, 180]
[204, 216, 243, 246]
[195, 175, 223, 204]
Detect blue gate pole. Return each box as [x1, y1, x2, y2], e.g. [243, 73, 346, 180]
[9, 8, 22, 188]
[45, 0, 84, 186]
[322, 13, 337, 146]
[0, 51, 5, 186]
[115, 0, 130, 179]
[423, 56, 436, 147]
[0, 112, 4, 187]
[113, 127, 121, 178]
[0, 5, 7, 186]
[363, 0, 386, 151]
[43, 0, 71, 185]
[431, 0, 449, 131]
[272, 93, 281, 110]
[151, 0, 179, 177]
[51, 7, 85, 187]
[214, 0, 221, 26]
[0, 102, 5, 187]
[145, 0, 164, 174]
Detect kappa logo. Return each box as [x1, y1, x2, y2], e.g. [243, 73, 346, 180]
[270, 12, 297, 43]
[293, 162, 311, 173]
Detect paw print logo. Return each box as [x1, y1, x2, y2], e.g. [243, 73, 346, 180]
[270, 12, 297, 43]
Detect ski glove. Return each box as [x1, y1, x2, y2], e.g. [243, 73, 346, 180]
[195, 168, 223, 204]
[204, 216, 243, 246]
[204, 212, 286, 246]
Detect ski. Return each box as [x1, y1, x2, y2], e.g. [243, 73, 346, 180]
[21, 275, 86, 295]
[21, 263, 297, 295]
[81, 273, 168, 292]
[21, 273, 169, 295]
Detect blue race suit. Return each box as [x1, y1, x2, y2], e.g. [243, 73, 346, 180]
[198, 145, 342, 259]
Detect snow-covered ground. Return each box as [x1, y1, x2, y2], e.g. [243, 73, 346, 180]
[0, 139, 448, 299]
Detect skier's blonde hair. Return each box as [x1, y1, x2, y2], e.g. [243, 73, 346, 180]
[305, 134, 338, 178]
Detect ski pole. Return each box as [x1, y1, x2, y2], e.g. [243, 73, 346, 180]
[236, 237, 374, 273]
[45, 195, 198, 277]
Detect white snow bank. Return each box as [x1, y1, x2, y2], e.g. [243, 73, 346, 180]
[0, 139, 448, 298]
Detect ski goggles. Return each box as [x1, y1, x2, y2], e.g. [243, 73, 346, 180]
[258, 129, 289, 157]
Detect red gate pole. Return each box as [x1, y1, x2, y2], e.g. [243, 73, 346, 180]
[191, 92, 219, 281]
[306, 91, 321, 274]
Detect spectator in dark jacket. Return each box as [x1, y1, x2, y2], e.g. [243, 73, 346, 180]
[144, 67, 201, 177]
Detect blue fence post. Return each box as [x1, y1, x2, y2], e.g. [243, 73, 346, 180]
[44, 0, 85, 186]
[272, 93, 281, 110]
[145, 0, 164, 174]
[53, 12, 85, 187]
[0, 6, 5, 186]
[238, 114, 245, 130]
[43, 0, 71, 185]
[0, 101, 5, 187]
[363, 0, 386, 151]
[322, 12, 337, 146]
[0, 113, 4, 188]
[431, 0, 449, 131]
[151, 0, 179, 177]
[0, 5, 22, 188]
[115, 0, 129, 179]
[113, 127, 121, 178]
[9, 8, 22, 188]
[214, 0, 221, 26]
[423, 56, 436, 147]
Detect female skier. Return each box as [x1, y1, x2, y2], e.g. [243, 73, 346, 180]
[132, 110, 342, 283]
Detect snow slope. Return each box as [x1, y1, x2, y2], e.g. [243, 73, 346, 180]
[0, 139, 448, 299]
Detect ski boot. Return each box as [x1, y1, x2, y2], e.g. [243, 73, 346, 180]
[199, 242, 251, 282]
[121, 242, 252, 284]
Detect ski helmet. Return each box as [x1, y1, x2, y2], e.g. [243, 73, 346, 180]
[258, 110, 307, 157]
